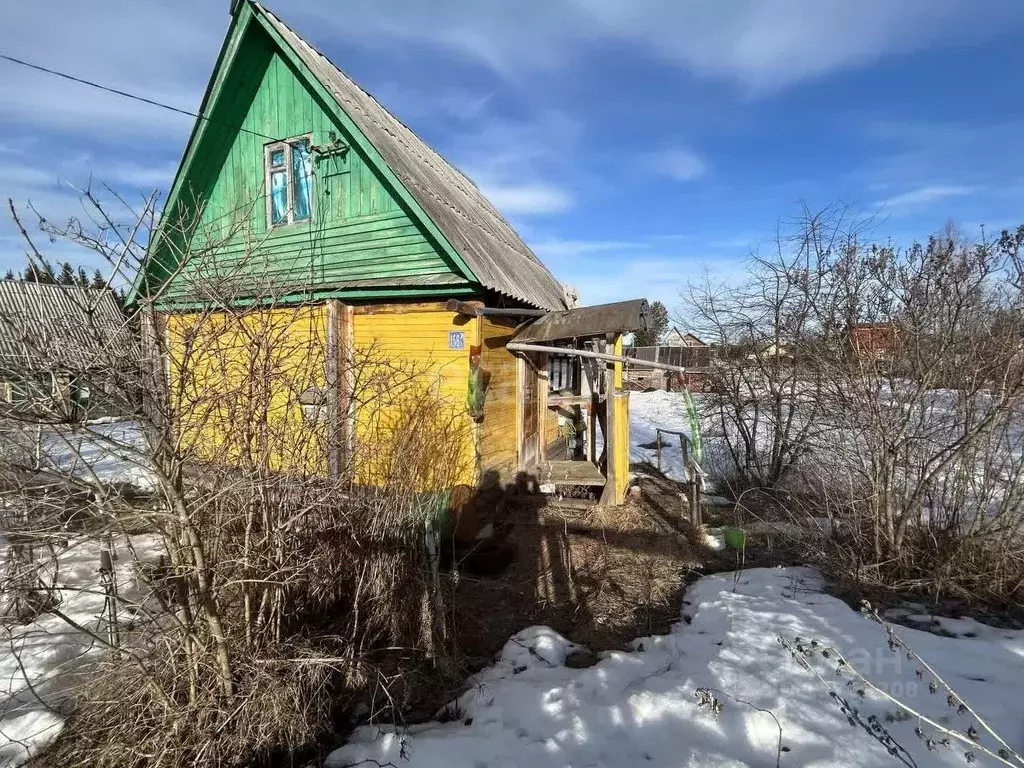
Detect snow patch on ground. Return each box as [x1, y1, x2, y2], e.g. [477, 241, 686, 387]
[40, 421, 157, 492]
[0, 535, 162, 765]
[327, 567, 1024, 768]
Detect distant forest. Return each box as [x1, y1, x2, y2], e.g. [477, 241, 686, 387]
[3, 259, 108, 290]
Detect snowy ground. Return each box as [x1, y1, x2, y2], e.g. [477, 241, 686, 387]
[327, 391, 1024, 767]
[327, 567, 1024, 768]
[628, 390, 703, 483]
[37, 420, 157, 492]
[0, 535, 160, 765]
[0, 420, 157, 494]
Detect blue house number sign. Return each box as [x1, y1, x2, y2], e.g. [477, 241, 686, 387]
[448, 331, 465, 350]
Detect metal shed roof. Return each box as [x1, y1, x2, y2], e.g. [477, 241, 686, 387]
[0, 282, 129, 371]
[256, 4, 569, 311]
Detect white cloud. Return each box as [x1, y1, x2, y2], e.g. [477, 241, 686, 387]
[652, 148, 707, 182]
[878, 185, 976, 209]
[475, 181, 572, 215]
[530, 238, 650, 260]
[295, 0, 1023, 94]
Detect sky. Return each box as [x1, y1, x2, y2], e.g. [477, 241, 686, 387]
[1, 1, 1023, 313]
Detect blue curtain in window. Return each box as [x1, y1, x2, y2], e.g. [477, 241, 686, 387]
[270, 170, 288, 225]
[291, 140, 312, 221]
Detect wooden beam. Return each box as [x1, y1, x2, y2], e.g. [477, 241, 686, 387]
[600, 333, 618, 506]
[507, 341, 698, 374]
[445, 299, 548, 318]
[326, 300, 354, 477]
[326, 299, 341, 477]
[537, 353, 549, 463]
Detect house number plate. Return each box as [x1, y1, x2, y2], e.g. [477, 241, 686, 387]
[448, 331, 465, 350]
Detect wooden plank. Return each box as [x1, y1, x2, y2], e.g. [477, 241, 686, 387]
[353, 301, 461, 315]
[325, 299, 342, 476]
[600, 334, 618, 506]
[537, 353, 549, 464]
[538, 460, 606, 487]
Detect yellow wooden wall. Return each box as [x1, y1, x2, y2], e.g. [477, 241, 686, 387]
[611, 335, 630, 504]
[166, 305, 327, 473]
[613, 392, 630, 503]
[478, 316, 520, 481]
[351, 304, 477, 489]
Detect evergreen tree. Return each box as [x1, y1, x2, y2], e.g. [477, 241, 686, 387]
[633, 301, 670, 346]
[3, 270, 13, 281]
[57, 261, 76, 285]
[76, 266, 89, 288]
[90, 270, 107, 290]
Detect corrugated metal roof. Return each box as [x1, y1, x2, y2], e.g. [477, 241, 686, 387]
[0, 282, 130, 370]
[255, 4, 569, 312]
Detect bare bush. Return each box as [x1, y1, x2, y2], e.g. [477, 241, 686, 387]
[686, 205, 1024, 604]
[0, 188, 470, 766]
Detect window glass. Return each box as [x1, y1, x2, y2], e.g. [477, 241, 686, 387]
[269, 148, 285, 168]
[291, 139, 312, 222]
[269, 170, 288, 225]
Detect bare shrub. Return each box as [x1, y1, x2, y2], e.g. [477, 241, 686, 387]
[687, 205, 1024, 605]
[0, 189, 470, 766]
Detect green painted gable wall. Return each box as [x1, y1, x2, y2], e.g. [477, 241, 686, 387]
[154, 19, 470, 305]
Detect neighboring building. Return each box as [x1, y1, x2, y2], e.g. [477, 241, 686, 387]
[134, 2, 642, 503]
[0, 281, 129, 420]
[849, 323, 898, 363]
[627, 330, 711, 391]
[662, 328, 706, 348]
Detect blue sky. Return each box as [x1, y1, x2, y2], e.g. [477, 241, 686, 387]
[1, 1, 1023, 312]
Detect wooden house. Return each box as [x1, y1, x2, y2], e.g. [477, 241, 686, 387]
[0, 281, 129, 421]
[134, 2, 655, 505]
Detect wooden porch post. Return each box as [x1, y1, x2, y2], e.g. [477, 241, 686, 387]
[600, 332, 624, 505]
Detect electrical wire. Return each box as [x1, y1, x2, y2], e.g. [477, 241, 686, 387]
[0, 52, 286, 144]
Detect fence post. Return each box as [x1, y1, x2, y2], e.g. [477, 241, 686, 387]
[99, 547, 120, 657]
[656, 429, 662, 472]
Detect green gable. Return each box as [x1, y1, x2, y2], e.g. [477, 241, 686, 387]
[142, 7, 474, 307]
[137, 2, 568, 311]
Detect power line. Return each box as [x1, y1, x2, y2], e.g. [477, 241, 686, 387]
[0, 52, 286, 144]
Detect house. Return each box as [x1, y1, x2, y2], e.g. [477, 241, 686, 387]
[0, 281, 128, 420]
[134, 2, 650, 505]
[849, 323, 897, 363]
[662, 328, 706, 348]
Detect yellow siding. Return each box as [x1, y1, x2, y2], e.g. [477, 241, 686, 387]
[352, 305, 476, 489]
[479, 317, 519, 481]
[611, 335, 629, 503]
[613, 392, 630, 503]
[166, 305, 327, 473]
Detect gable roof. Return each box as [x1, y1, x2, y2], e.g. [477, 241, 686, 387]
[141, 2, 568, 311]
[254, 4, 567, 310]
[665, 328, 707, 347]
[0, 282, 129, 370]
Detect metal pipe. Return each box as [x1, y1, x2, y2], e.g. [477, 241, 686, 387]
[506, 341, 700, 374]
[445, 299, 548, 318]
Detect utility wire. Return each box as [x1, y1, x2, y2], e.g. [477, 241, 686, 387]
[0, 52, 286, 144]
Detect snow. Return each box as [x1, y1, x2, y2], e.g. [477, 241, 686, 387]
[39, 421, 157, 492]
[0, 535, 161, 765]
[0, 421, 158, 493]
[327, 567, 1024, 768]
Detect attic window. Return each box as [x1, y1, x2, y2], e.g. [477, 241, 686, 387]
[265, 136, 313, 227]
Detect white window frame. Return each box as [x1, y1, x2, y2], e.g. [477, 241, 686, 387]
[264, 134, 314, 229]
